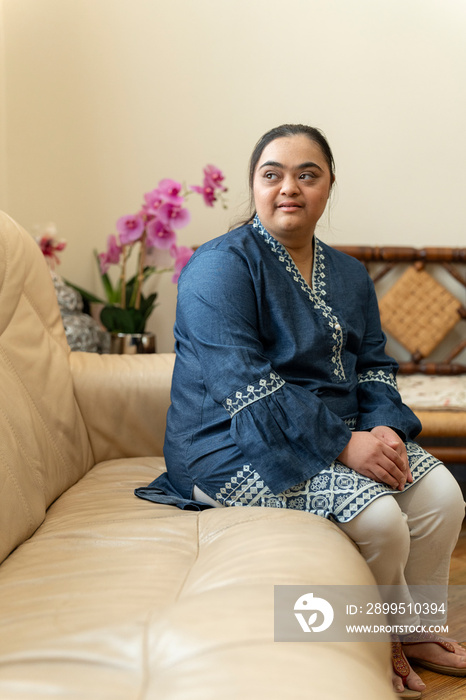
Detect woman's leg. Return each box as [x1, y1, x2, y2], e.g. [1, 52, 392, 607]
[337, 494, 411, 591]
[394, 465, 464, 593]
[337, 465, 466, 693]
[335, 493, 429, 696]
[393, 466, 466, 674]
[337, 465, 464, 612]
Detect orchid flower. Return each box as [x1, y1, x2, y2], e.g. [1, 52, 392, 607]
[157, 179, 184, 205]
[203, 165, 227, 192]
[116, 214, 145, 245]
[145, 218, 178, 249]
[98, 235, 122, 274]
[92, 165, 226, 334]
[189, 184, 217, 207]
[190, 165, 227, 206]
[158, 201, 191, 229]
[143, 189, 164, 215]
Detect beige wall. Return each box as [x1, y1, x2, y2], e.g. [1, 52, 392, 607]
[1, 0, 466, 351]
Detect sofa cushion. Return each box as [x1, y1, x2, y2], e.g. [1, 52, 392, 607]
[0, 212, 94, 564]
[397, 373, 466, 411]
[0, 456, 394, 700]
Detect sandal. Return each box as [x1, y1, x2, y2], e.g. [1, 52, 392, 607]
[392, 639, 423, 699]
[402, 631, 466, 677]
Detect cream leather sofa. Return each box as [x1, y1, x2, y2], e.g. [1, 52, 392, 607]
[0, 211, 396, 699]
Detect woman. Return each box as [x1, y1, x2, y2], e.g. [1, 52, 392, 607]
[136, 124, 466, 697]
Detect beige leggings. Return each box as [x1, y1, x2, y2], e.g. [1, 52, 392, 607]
[195, 465, 465, 625]
[336, 465, 465, 625]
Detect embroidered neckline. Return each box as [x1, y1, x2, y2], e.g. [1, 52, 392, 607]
[252, 214, 324, 296]
[252, 215, 346, 382]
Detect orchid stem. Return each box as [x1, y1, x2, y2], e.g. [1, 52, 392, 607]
[120, 246, 128, 309]
[135, 232, 146, 310]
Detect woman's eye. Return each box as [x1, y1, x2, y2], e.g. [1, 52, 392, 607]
[300, 172, 316, 180]
[264, 172, 279, 180]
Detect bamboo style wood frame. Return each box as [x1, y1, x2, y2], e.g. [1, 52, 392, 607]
[334, 245, 466, 463]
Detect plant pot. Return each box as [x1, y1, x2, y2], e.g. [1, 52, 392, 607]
[109, 332, 156, 354]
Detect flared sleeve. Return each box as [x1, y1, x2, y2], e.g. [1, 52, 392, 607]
[355, 275, 422, 440]
[176, 250, 352, 494]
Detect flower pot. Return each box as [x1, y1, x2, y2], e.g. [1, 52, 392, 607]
[109, 332, 156, 354]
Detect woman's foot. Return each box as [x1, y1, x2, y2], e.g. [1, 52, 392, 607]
[392, 640, 426, 697]
[392, 664, 426, 697]
[403, 636, 466, 675]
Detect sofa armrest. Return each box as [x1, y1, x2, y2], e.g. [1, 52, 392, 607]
[70, 352, 175, 464]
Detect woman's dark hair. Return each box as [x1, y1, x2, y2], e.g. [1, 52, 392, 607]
[232, 124, 335, 228]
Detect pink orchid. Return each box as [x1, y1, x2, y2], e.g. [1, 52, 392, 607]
[157, 178, 184, 205]
[98, 234, 121, 274]
[190, 184, 217, 207]
[116, 214, 144, 245]
[171, 245, 194, 283]
[203, 165, 226, 192]
[158, 201, 191, 229]
[143, 189, 164, 215]
[94, 165, 225, 333]
[105, 234, 122, 263]
[146, 218, 177, 249]
[98, 252, 110, 274]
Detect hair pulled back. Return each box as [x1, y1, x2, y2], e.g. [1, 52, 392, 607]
[233, 124, 335, 228]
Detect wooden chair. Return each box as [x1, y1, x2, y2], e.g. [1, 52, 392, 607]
[334, 245, 466, 464]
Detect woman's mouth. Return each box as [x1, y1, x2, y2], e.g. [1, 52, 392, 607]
[277, 202, 302, 211]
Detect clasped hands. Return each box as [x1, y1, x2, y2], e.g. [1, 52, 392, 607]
[338, 426, 412, 491]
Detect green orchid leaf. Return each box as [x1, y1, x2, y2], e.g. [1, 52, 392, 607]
[63, 280, 105, 304]
[99, 305, 152, 334]
[140, 293, 158, 320]
[94, 250, 120, 304]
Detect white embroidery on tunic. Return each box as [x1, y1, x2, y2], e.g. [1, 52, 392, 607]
[253, 216, 346, 382]
[214, 442, 440, 521]
[357, 369, 398, 390]
[215, 464, 273, 506]
[223, 371, 285, 417]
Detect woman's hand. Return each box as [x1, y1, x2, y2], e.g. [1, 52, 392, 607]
[337, 427, 411, 490]
[370, 425, 412, 485]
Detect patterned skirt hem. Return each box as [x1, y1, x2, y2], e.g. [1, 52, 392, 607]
[213, 442, 442, 523]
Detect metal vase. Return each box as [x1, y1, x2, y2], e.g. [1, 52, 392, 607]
[109, 332, 156, 354]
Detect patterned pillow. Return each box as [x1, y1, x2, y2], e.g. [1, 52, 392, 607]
[397, 374, 466, 411]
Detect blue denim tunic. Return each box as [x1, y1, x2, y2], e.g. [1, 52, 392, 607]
[135, 217, 425, 512]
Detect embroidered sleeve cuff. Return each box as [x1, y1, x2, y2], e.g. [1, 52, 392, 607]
[357, 369, 398, 391]
[222, 371, 285, 418]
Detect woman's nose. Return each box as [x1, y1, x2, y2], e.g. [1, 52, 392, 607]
[280, 174, 299, 195]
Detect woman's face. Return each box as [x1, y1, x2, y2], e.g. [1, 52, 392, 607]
[252, 134, 334, 245]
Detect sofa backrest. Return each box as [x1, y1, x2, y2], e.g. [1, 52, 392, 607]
[0, 212, 94, 563]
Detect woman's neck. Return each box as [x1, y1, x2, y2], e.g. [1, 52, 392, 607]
[285, 240, 314, 286]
